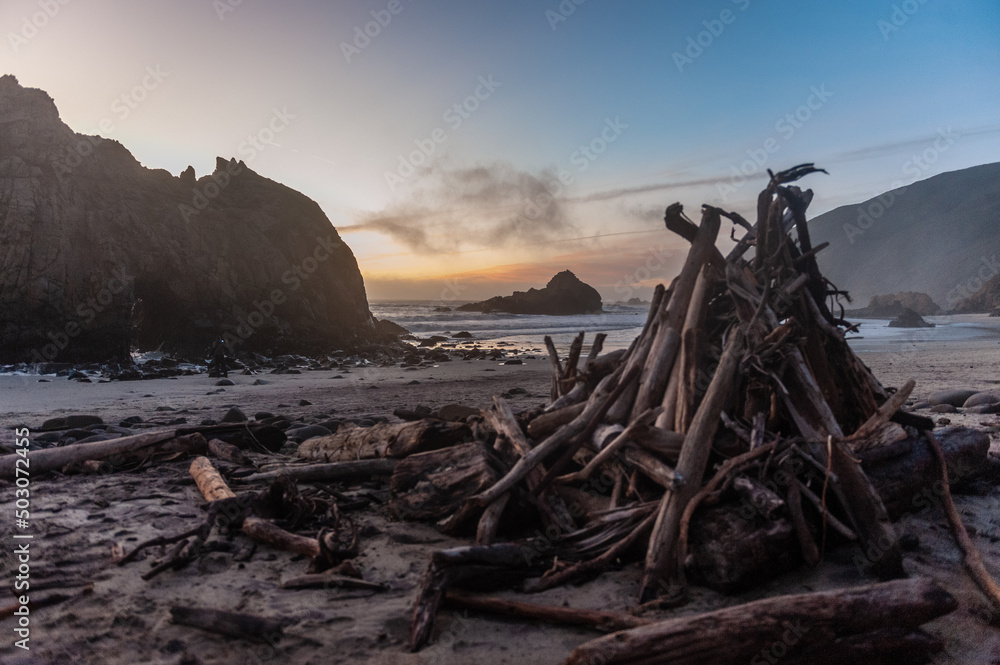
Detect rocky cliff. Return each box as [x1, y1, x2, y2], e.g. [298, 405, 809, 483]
[0, 75, 374, 363]
[953, 274, 1000, 313]
[457, 270, 603, 315]
[845, 291, 941, 318]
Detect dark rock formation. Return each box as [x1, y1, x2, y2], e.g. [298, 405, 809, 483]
[0, 76, 375, 363]
[887, 307, 935, 328]
[846, 292, 941, 318]
[457, 270, 602, 315]
[953, 274, 1000, 313]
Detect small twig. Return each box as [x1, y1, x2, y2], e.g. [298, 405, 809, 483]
[926, 430, 1000, 610]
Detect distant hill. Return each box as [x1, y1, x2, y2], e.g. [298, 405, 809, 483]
[809, 163, 1000, 311]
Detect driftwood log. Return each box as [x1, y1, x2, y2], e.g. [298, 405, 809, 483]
[0, 430, 207, 478]
[390, 441, 506, 524]
[564, 577, 956, 665]
[296, 419, 470, 462]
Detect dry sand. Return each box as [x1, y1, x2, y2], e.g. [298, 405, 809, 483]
[2, 336, 1000, 664]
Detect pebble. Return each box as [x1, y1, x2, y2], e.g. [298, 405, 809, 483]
[216, 379, 235, 386]
[929, 404, 957, 414]
[298, 399, 312, 406]
[252, 379, 269, 386]
[221, 407, 248, 423]
[254, 412, 275, 420]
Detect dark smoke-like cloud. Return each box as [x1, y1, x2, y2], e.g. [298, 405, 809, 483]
[341, 162, 576, 253]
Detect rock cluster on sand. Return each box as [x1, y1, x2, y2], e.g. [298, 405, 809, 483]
[0, 75, 376, 363]
[887, 307, 935, 328]
[909, 388, 1000, 415]
[457, 270, 602, 315]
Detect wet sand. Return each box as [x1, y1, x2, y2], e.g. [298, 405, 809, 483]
[2, 336, 1000, 664]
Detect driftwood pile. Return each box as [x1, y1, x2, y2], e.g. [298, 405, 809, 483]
[3, 165, 998, 663]
[379, 165, 993, 662]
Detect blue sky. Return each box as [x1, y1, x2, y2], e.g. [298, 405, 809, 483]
[2, 0, 998, 300]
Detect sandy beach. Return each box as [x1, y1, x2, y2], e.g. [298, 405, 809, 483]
[2, 328, 1000, 664]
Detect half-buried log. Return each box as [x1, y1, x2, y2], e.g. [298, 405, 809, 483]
[297, 419, 471, 462]
[563, 577, 956, 665]
[0, 430, 207, 479]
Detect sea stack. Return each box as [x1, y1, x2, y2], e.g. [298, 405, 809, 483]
[457, 270, 603, 315]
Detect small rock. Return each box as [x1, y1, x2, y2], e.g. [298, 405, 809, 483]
[435, 404, 480, 421]
[927, 389, 979, 407]
[254, 412, 275, 420]
[41, 414, 103, 430]
[506, 387, 527, 395]
[503, 358, 523, 365]
[216, 379, 235, 386]
[453, 331, 474, 338]
[899, 533, 920, 550]
[221, 407, 248, 423]
[285, 425, 332, 442]
[963, 391, 1000, 408]
[252, 379, 269, 386]
[37, 378, 50, 383]
[929, 404, 957, 414]
[298, 399, 312, 406]
[154, 406, 176, 412]
[406, 380, 420, 385]
[199, 419, 218, 426]
[910, 401, 931, 409]
[120, 416, 143, 425]
[937, 417, 952, 426]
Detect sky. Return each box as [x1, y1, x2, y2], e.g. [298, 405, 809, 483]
[2, 0, 998, 303]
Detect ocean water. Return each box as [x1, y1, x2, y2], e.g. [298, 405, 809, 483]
[372, 304, 1000, 356]
[370, 301, 650, 352]
[845, 314, 1000, 352]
